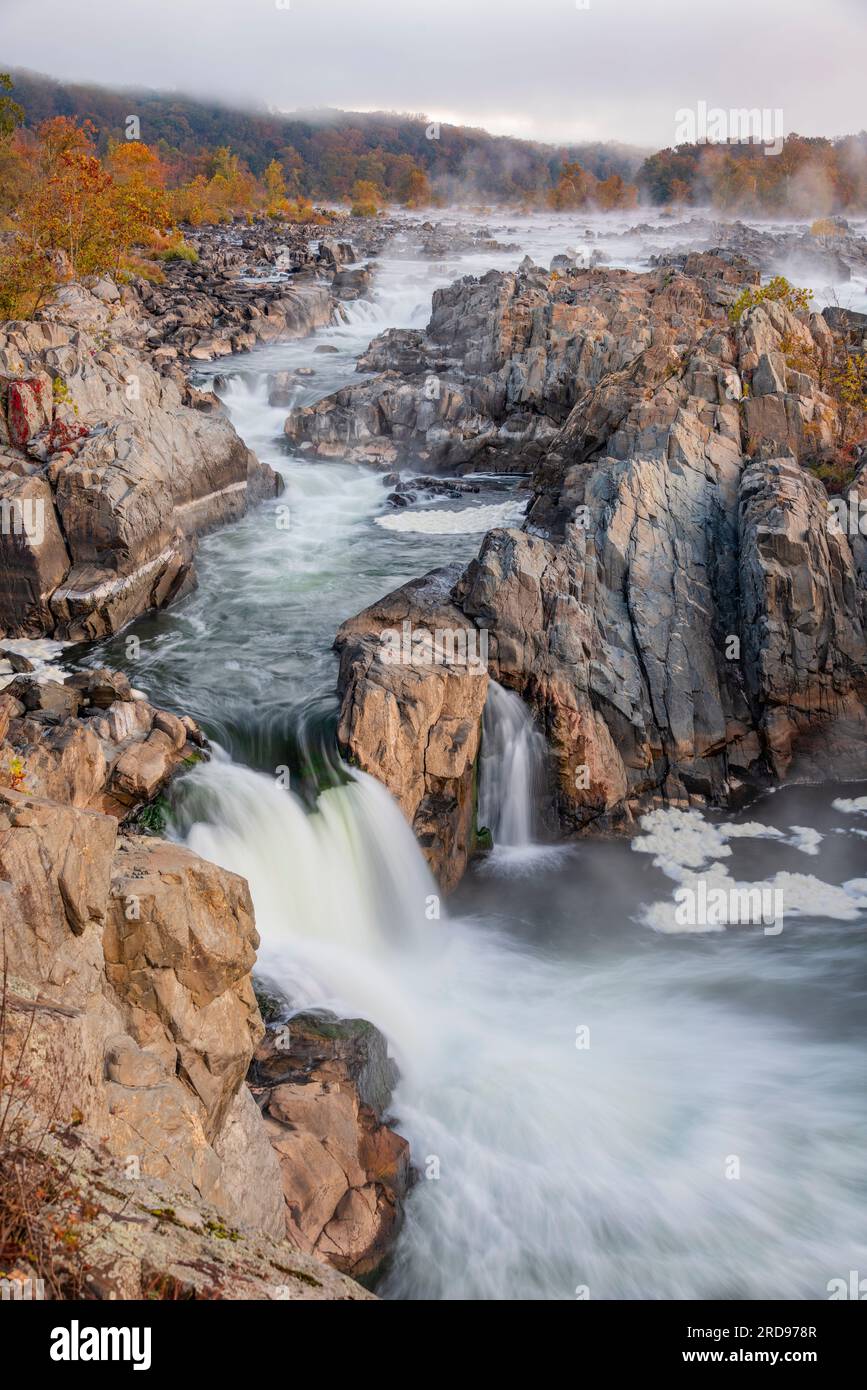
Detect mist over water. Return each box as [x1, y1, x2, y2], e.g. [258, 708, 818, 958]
[90, 212, 867, 1299]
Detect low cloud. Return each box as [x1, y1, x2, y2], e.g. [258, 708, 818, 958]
[2, 0, 864, 148]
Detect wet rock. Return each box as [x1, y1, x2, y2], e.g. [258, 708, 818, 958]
[332, 264, 372, 300]
[64, 667, 134, 707]
[0, 647, 35, 673]
[335, 565, 489, 889]
[251, 1011, 398, 1116]
[252, 1012, 409, 1278]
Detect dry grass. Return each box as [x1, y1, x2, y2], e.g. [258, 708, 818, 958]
[0, 940, 101, 1298]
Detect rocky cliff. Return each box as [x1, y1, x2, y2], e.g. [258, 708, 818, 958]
[0, 216, 393, 642]
[332, 251, 867, 886]
[0, 281, 282, 640]
[0, 666, 409, 1298]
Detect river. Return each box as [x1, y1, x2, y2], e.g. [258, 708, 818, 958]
[87, 211, 867, 1300]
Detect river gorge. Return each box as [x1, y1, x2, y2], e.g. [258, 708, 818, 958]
[42, 211, 863, 1300]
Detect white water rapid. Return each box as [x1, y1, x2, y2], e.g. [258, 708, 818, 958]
[180, 753, 867, 1301]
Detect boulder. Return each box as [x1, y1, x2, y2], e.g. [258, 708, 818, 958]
[0, 474, 71, 636]
[0, 781, 288, 1243]
[251, 1013, 410, 1278]
[335, 566, 489, 888]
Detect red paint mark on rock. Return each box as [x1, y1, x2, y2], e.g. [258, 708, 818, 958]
[6, 378, 53, 448]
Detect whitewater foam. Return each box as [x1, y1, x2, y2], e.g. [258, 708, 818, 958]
[376, 498, 526, 534]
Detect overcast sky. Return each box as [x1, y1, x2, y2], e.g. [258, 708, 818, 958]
[3, 0, 864, 149]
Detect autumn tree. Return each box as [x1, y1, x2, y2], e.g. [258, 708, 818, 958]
[0, 102, 36, 223]
[0, 71, 22, 141]
[399, 164, 432, 208]
[201, 147, 258, 221]
[170, 173, 210, 226]
[548, 161, 596, 210]
[263, 158, 289, 217]
[594, 173, 637, 211]
[24, 118, 117, 276]
[104, 140, 171, 255]
[350, 179, 382, 217]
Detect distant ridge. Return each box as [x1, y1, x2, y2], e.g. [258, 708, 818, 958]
[6, 67, 648, 202]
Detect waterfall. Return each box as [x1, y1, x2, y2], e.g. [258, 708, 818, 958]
[176, 752, 867, 1301]
[181, 755, 437, 956]
[477, 681, 548, 848]
[177, 755, 442, 1045]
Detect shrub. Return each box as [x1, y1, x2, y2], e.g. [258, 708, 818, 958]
[157, 237, 199, 264]
[729, 275, 814, 325]
[810, 217, 842, 238]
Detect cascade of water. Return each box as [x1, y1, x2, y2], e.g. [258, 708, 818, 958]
[181, 756, 437, 956]
[477, 680, 548, 847]
[179, 754, 867, 1301]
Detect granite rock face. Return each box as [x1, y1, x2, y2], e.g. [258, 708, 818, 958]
[0, 672, 274, 1240]
[285, 251, 757, 472]
[251, 1013, 410, 1280]
[0, 287, 282, 639]
[335, 566, 489, 889]
[0, 777, 279, 1236]
[332, 253, 867, 886]
[0, 666, 410, 1291]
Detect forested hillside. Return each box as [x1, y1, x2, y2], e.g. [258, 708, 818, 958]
[8, 67, 645, 204]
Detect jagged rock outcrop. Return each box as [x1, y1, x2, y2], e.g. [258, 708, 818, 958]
[333, 253, 867, 886]
[0, 664, 410, 1293]
[0, 285, 282, 639]
[284, 250, 759, 472]
[335, 567, 489, 889]
[251, 1013, 410, 1280]
[0, 667, 206, 815]
[0, 670, 280, 1242]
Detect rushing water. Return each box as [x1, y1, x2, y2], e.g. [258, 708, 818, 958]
[87, 212, 867, 1300]
[478, 681, 549, 847]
